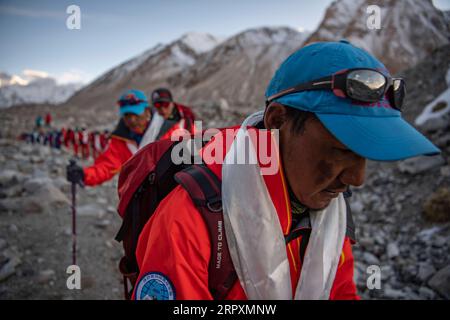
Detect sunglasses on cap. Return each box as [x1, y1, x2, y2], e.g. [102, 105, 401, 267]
[266, 68, 406, 111]
[154, 101, 171, 109]
[117, 96, 146, 107]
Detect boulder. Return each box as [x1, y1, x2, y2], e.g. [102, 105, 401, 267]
[428, 265, 450, 299]
[0, 170, 22, 187]
[417, 263, 436, 282]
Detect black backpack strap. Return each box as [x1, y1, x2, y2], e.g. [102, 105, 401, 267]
[344, 197, 357, 244]
[175, 164, 237, 300]
[285, 194, 358, 263]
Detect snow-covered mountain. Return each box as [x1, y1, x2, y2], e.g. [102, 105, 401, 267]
[169, 27, 310, 108]
[62, 27, 308, 120]
[0, 71, 83, 108]
[65, 32, 223, 115]
[304, 0, 450, 74]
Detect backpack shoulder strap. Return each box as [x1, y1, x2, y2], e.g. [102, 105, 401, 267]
[286, 194, 358, 263]
[175, 164, 237, 300]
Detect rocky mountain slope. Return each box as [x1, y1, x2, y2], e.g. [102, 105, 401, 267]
[64, 32, 223, 121]
[304, 0, 449, 74]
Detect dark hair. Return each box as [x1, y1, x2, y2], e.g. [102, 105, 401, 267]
[284, 106, 314, 135]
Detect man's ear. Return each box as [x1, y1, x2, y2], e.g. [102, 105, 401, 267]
[264, 102, 288, 130]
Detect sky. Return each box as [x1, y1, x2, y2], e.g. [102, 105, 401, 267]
[0, 0, 449, 85]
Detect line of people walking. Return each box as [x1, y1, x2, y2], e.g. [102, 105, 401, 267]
[21, 126, 110, 160]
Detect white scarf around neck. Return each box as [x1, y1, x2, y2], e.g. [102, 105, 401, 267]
[222, 111, 347, 300]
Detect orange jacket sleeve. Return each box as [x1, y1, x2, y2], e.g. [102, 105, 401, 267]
[133, 185, 213, 300]
[83, 137, 133, 186]
[329, 238, 360, 300]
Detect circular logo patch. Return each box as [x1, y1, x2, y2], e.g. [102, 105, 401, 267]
[135, 272, 176, 300]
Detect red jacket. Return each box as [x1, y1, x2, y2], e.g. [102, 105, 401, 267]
[83, 135, 133, 186]
[84, 106, 196, 187]
[158, 103, 196, 140]
[132, 127, 359, 300]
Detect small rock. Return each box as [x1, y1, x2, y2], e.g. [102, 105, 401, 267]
[387, 243, 400, 259]
[0, 198, 20, 212]
[53, 177, 71, 193]
[350, 200, 364, 214]
[0, 239, 7, 251]
[77, 204, 105, 217]
[0, 184, 24, 198]
[418, 286, 436, 299]
[107, 206, 116, 214]
[36, 269, 55, 284]
[23, 177, 53, 195]
[96, 197, 108, 205]
[0, 170, 21, 187]
[374, 234, 385, 246]
[397, 156, 446, 175]
[30, 155, 44, 163]
[423, 188, 450, 222]
[440, 165, 450, 177]
[384, 288, 406, 299]
[358, 237, 375, 249]
[363, 252, 380, 265]
[417, 263, 436, 282]
[432, 236, 447, 248]
[0, 253, 22, 282]
[94, 219, 111, 229]
[0, 260, 17, 282]
[419, 115, 450, 133]
[9, 224, 18, 233]
[428, 265, 450, 299]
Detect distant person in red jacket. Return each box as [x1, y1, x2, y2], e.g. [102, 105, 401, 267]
[67, 89, 173, 186]
[150, 88, 196, 140]
[79, 128, 90, 159]
[45, 113, 52, 127]
[90, 131, 103, 160]
[100, 130, 109, 150]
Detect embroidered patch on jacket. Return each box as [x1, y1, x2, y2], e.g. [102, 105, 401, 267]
[135, 272, 176, 300]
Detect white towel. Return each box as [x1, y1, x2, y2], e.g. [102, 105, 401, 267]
[222, 111, 347, 300]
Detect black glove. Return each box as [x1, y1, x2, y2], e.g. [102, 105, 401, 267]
[67, 160, 84, 186]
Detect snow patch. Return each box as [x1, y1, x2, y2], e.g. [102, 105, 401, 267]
[415, 66, 450, 126]
[180, 32, 222, 54]
[171, 44, 196, 66]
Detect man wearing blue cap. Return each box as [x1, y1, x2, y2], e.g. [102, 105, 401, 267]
[131, 41, 441, 300]
[67, 89, 166, 186]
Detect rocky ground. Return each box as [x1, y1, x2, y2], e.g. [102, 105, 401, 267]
[0, 117, 449, 299]
[0, 140, 123, 299]
[351, 112, 450, 299]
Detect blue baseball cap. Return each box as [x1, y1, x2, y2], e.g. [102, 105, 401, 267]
[265, 40, 440, 161]
[118, 89, 149, 116]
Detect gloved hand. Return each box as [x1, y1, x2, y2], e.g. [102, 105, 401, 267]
[67, 160, 85, 186]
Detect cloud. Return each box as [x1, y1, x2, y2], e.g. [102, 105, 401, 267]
[1, 68, 92, 86]
[54, 69, 93, 85]
[0, 4, 64, 20]
[23, 69, 49, 79]
[0, 4, 120, 22]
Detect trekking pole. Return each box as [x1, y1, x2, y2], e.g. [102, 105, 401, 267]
[69, 159, 84, 266]
[71, 174, 77, 266]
